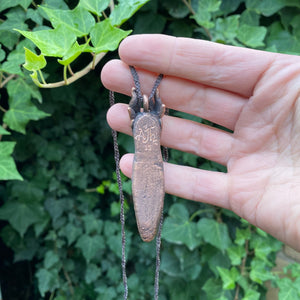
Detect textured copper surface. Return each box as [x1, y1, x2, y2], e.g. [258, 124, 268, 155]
[132, 113, 164, 242]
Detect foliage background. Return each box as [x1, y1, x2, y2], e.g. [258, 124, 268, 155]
[1, 0, 300, 299]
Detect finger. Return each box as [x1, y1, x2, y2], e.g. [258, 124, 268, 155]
[118, 34, 277, 97]
[107, 103, 233, 165]
[120, 153, 229, 209]
[102, 60, 246, 130]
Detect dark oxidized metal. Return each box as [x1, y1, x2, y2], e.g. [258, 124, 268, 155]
[128, 88, 165, 242]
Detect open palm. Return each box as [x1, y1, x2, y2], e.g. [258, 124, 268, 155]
[101, 34, 300, 251]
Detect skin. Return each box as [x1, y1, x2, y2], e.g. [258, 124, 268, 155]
[101, 34, 300, 251]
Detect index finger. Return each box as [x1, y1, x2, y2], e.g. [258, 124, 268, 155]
[119, 34, 277, 97]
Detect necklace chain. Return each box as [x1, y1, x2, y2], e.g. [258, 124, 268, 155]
[109, 66, 167, 299]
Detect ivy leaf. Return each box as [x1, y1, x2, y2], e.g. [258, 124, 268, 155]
[250, 234, 282, 264]
[35, 268, 60, 297]
[0, 46, 6, 62]
[249, 258, 276, 284]
[237, 24, 267, 48]
[90, 19, 131, 54]
[213, 15, 240, 43]
[162, 203, 201, 250]
[0, 142, 23, 180]
[197, 218, 232, 252]
[242, 289, 260, 300]
[16, 26, 77, 57]
[78, 0, 110, 17]
[4, 102, 49, 134]
[160, 250, 181, 277]
[235, 227, 251, 246]
[0, 7, 28, 32]
[44, 250, 60, 269]
[192, 0, 222, 29]
[76, 234, 105, 263]
[277, 277, 300, 300]
[0, 200, 45, 236]
[58, 222, 83, 246]
[23, 47, 47, 71]
[4, 78, 49, 133]
[58, 41, 91, 66]
[110, 0, 150, 26]
[0, 0, 32, 11]
[266, 22, 300, 54]
[202, 278, 229, 300]
[227, 245, 246, 265]
[85, 263, 101, 284]
[245, 0, 285, 17]
[81, 214, 103, 235]
[217, 267, 239, 290]
[40, 6, 95, 38]
[240, 9, 260, 26]
[0, 125, 10, 135]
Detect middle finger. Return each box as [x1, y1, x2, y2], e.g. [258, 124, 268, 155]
[101, 60, 247, 130]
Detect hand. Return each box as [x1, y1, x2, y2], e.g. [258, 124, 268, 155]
[101, 34, 300, 251]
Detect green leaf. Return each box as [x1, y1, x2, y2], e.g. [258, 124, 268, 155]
[0, 7, 28, 32]
[250, 234, 282, 264]
[85, 263, 101, 284]
[192, 0, 222, 29]
[197, 218, 232, 251]
[26, 8, 44, 25]
[242, 289, 260, 300]
[78, 0, 110, 17]
[81, 214, 103, 235]
[23, 47, 47, 71]
[90, 19, 131, 53]
[16, 26, 77, 57]
[235, 227, 251, 246]
[0, 142, 23, 180]
[162, 203, 201, 250]
[227, 245, 246, 265]
[0, 125, 10, 135]
[110, 0, 150, 26]
[217, 267, 239, 290]
[4, 78, 49, 133]
[0, 46, 5, 62]
[44, 250, 60, 269]
[0, 0, 32, 10]
[237, 24, 267, 48]
[36, 268, 60, 297]
[198, 0, 222, 12]
[249, 258, 276, 284]
[213, 15, 240, 43]
[160, 250, 181, 277]
[240, 10, 260, 26]
[174, 247, 202, 280]
[202, 278, 230, 300]
[76, 234, 105, 263]
[266, 22, 300, 54]
[277, 277, 300, 300]
[58, 222, 83, 245]
[0, 200, 45, 236]
[245, 0, 285, 17]
[58, 41, 91, 66]
[40, 6, 95, 37]
[134, 12, 167, 34]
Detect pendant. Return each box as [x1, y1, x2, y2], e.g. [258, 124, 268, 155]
[128, 87, 165, 242]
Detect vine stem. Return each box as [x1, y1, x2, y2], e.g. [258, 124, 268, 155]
[0, 74, 16, 88]
[234, 225, 251, 300]
[110, 0, 115, 11]
[62, 266, 75, 296]
[38, 52, 106, 88]
[0, 123, 8, 141]
[181, 0, 213, 40]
